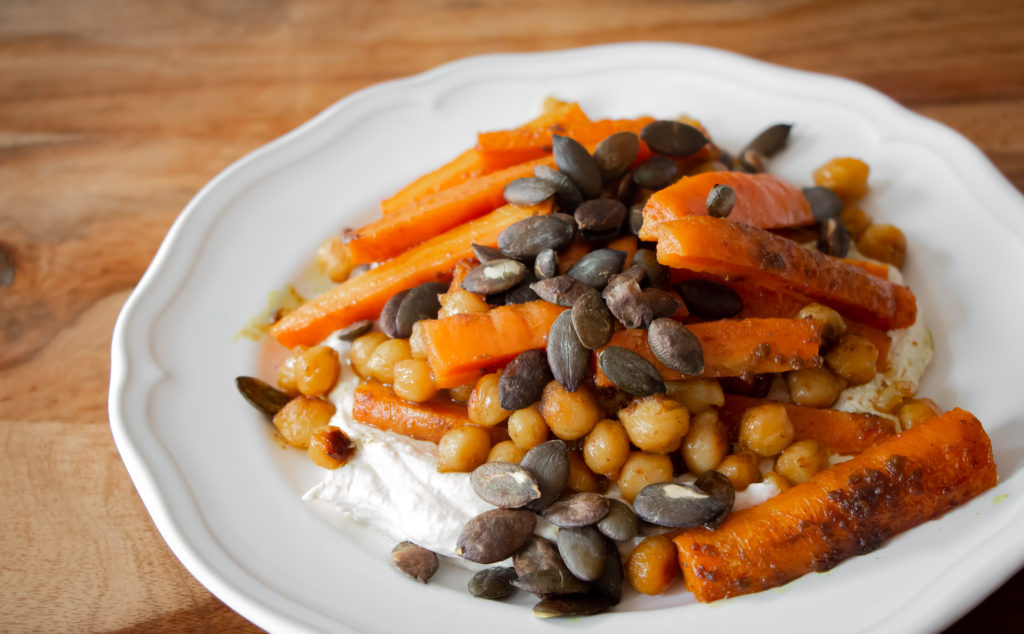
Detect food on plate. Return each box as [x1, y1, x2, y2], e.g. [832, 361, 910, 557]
[236, 99, 996, 616]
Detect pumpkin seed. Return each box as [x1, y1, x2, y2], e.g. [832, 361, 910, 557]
[514, 535, 568, 577]
[552, 134, 602, 199]
[471, 462, 542, 508]
[632, 482, 725, 528]
[602, 279, 652, 329]
[521, 440, 570, 511]
[592, 537, 624, 605]
[235, 376, 291, 418]
[632, 156, 678, 190]
[579, 227, 622, 243]
[817, 217, 851, 257]
[498, 215, 575, 259]
[802, 186, 843, 222]
[594, 131, 640, 180]
[379, 289, 411, 338]
[632, 249, 667, 287]
[597, 346, 666, 397]
[596, 498, 638, 541]
[737, 149, 766, 173]
[606, 265, 646, 289]
[616, 173, 637, 204]
[500, 279, 541, 305]
[534, 248, 558, 279]
[544, 492, 610, 528]
[534, 165, 583, 212]
[394, 281, 447, 338]
[461, 259, 527, 295]
[556, 526, 606, 581]
[457, 508, 537, 564]
[530, 275, 598, 307]
[571, 291, 614, 350]
[469, 567, 518, 600]
[391, 541, 439, 583]
[0, 243, 14, 286]
[642, 289, 683, 319]
[574, 198, 627, 234]
[504, 176, 556, 206]
[533, 595, 613, 619]
[674, 278, 743, 319]
[498, 349, 552, 410]
[336, 319, 373, 341]
[547, 309, 590, 392]
[640, 120, 707, 156]
[694, 469, 735, 529]
[647, 318, 704, 375]
[471, 243, 505, 263]
[743, 123, 792, 158]
[513, 568, 589, 598]
[568, 248, 627, 289]
[706, 183, 736, 218]
[628, 203, 644, 235]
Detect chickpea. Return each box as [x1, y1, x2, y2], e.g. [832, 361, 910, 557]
[408, 321, 429, 359]
[616, 451, 674, 502]
[898, 398, 941, 430]
[273, 396, 336, 449]
[366, 338, 412, 384]
[487, 440, 525, 464]
[857, 224, 907, 268]
[840, 206, 872, 239]
[448, 380, 477, 404]
[349, 332, 389, 378]
[813, 157, 870, 202]
[566, 451, 602, 493]
[538, 381, 601, 440]
[714, 451, 762, 491]
[681, 411, 729, 475]
[825, 333, 879, 385]
[438, 288, 490, 318]
[315, 237, 354, 282]
[796, 303, 847, 346]
[618, 394, 690, 454]
[276, 345, 306, 395]
[508, 405, 549, 450]
[626, 535, 679, 595]
[583, 419, 631, 477]
[872, 383, 907, 414]
[294, 345, 341, 397]
[392, 358, 438, 403]
[738, 403, 795, 457]
[763, 471, 791, 492]
[467, 372, 512, 427]
[664, 379, 724, 414]
[308, 425, 356, 469]
[786, 367, 846, 408]
[775, 439, 830, 485]
[437, 426, 491, 473]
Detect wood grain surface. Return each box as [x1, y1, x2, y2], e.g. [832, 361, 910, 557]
[2, 0, 1022, 631]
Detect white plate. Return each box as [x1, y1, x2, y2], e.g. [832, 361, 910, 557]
[109, 43, 1024, 633]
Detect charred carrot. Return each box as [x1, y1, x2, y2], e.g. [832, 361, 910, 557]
[419, 300, 566, 388]
[593, 318, 822, 387]
[674, 408, 997, 603]
[653, 216, 917, 330]
[717, 394, 896, 454]
[271, 201, 551, 348]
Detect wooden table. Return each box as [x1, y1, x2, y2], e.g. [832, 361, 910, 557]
[2, 0, 1021, 631]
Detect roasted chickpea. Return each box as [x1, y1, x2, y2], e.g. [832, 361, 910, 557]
[438, 288, 490, 318]
[872, 383, 908, 414]
[857, 224, 906, 268]
[308, 425, 356, 469]
[664, 379, 724, 413]
[448, 380, 476, 404]
[776, 439, 830, 485]
[538, 381, 601, 440]
[566, 451, 602, 493]
[392, 358, 438, 403]
[437, 426, 491, 473]
[507, 405, 549, 450]
[626, 535, 679, 595]
[681, 411, 730, 475]
[898, 398, 941, 430]
[276, 345, 306, 395]
[273, 396, 336, 449]
[738, 403, 794, 457]
[366, 338, 412, 384]
[315, 237, 354, 282]
[616, 451, 674, 502]
[467, 372, 512, 427]
[796, 303, 847, 345]
[349, 332, 388, 378]
[583, 419, 631, 477]
[813, 157, 870, 202]
[295, 345, 341, 397]
[840, 206, 872, 239]
[487, 440, 525, 464]
[786, 367, 846, 408]
[618, 394, 690, 454]
[714, 451, 762, 491]
[825, 333, 879, 385]
[763, 470, 791, 492]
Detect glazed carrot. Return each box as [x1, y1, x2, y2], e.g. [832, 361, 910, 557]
[593, 318, 822, 388]
[352, 380, 507, 444]
[639, 172, 814, 237]
[717, 394, 896, 455]
[557, 235, 591, 274]
[671, 269, 814, 320]
[674, 408, 997, 603]
[605, 235, 638, 266]
[271, 201, 551, 348]
[653, 216, 917, 330]
[845, 258, 891, 280]
[419, 301, 566, 388]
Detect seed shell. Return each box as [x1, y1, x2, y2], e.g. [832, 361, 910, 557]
[513, 568, 589, 599]
[574, 198, 627, 234]
[628, 203, 644, 235]
[379, 289, 411, 338]
[571, 291, 614, 351]
[642, 288, 683, 320]
[394, 281, 447, 338]
[498, 349, 552, 411]
[594, 131, 640, 180]
[503, 176, 556, 206]
[457, 508, 538, 564]
[596, 498, 638, 542]
[647, 318, 704, 375]
[547, 310, 589, 392]
[632, 249, 667, 287]
[498, 215, 575, 259]
[468, 567, 518, 600]
[632, 156, 678, 190]
[534, 248, 558, 279]
[514, 536, 568, 577]
[694, 469, 736, 529]
[544, 493, 610, 528]
[471, 243, 505, 263]
[461, 259, 527, 295]
[533, 595, 613, 619]
[556, 526, 606, 581]
[633, 482, 725, 528]
[743, 123, 793, 158]
[471, 462, 542, 508]
[675, 278, 743, 320]
[817, 217, 851, 257]
[521, 440, 570, 511]
[336, 319, 373, 341]
[568, 248, 627, 289]
[640, 120, 708, 156]
[235, 376, 291, 418]
[592, 537, 624, 605]
[706, 183, 737, 218]
[602, 278, 652, 329]
[391, 541, 439, 583]
[552, 134, 602, 199]
[535, 164, 583, 211]
[530, 275, 598, 308]
[802, 185, 843, 222]
[597, 346, 666, 397]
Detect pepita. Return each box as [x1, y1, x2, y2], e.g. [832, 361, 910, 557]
[470, 462, 542, 508]
[647, 318, 704, 375]
[675, 278, 743, 320]
[552, 135, 602, 199]
[568, 248, 627, 289]
[597, 346, 666, 397]
[640, 120, 707, 157]
[503, 176, 556, 206]
[546, 310, 590, 392]
[498, 349, 552, 411]
[593, 131, 640, 180]
[632, 482, 725, 528]
[571, 291, 614, 350]
[235, 376, 291, 418]
[498, 215, 575, 259]
[468, 567, 518, 600]
[544, 492, 610, 528]
[457, 508, 538, 564]
[391, 541, 439, 583]
[461, 259, 527, 295]
[632, 156, 678, 191]
[521, 440, 570, 511]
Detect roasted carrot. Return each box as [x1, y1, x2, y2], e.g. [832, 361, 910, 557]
[593, 318, 822, 388]
[653, 216, 917, 330]
[419, 300, 566, 388]
[605, 235, 638, 266]
[670, 269, 814, 320]
[352, 380, 507, 444]
[639, 172, 814, 237]
[717, 394, 896, 455]
[557, 235, 591, 274]
[271, 201, 551, 348]
[674, 408, 997, 603]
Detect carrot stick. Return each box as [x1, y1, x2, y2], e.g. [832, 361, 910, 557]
[674, 408, 997, 603]
[604, 235, 638, 266]
[652, 216, 917, 330]
[717, 394, 896, 454]
[270, 201, 551, 348]
[592, 318, 823, 387]
[419, 300, 566, 388]
[557, 235, 591, 274]
[639, 172, 814, 236]
[352, 380, 507, 444]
